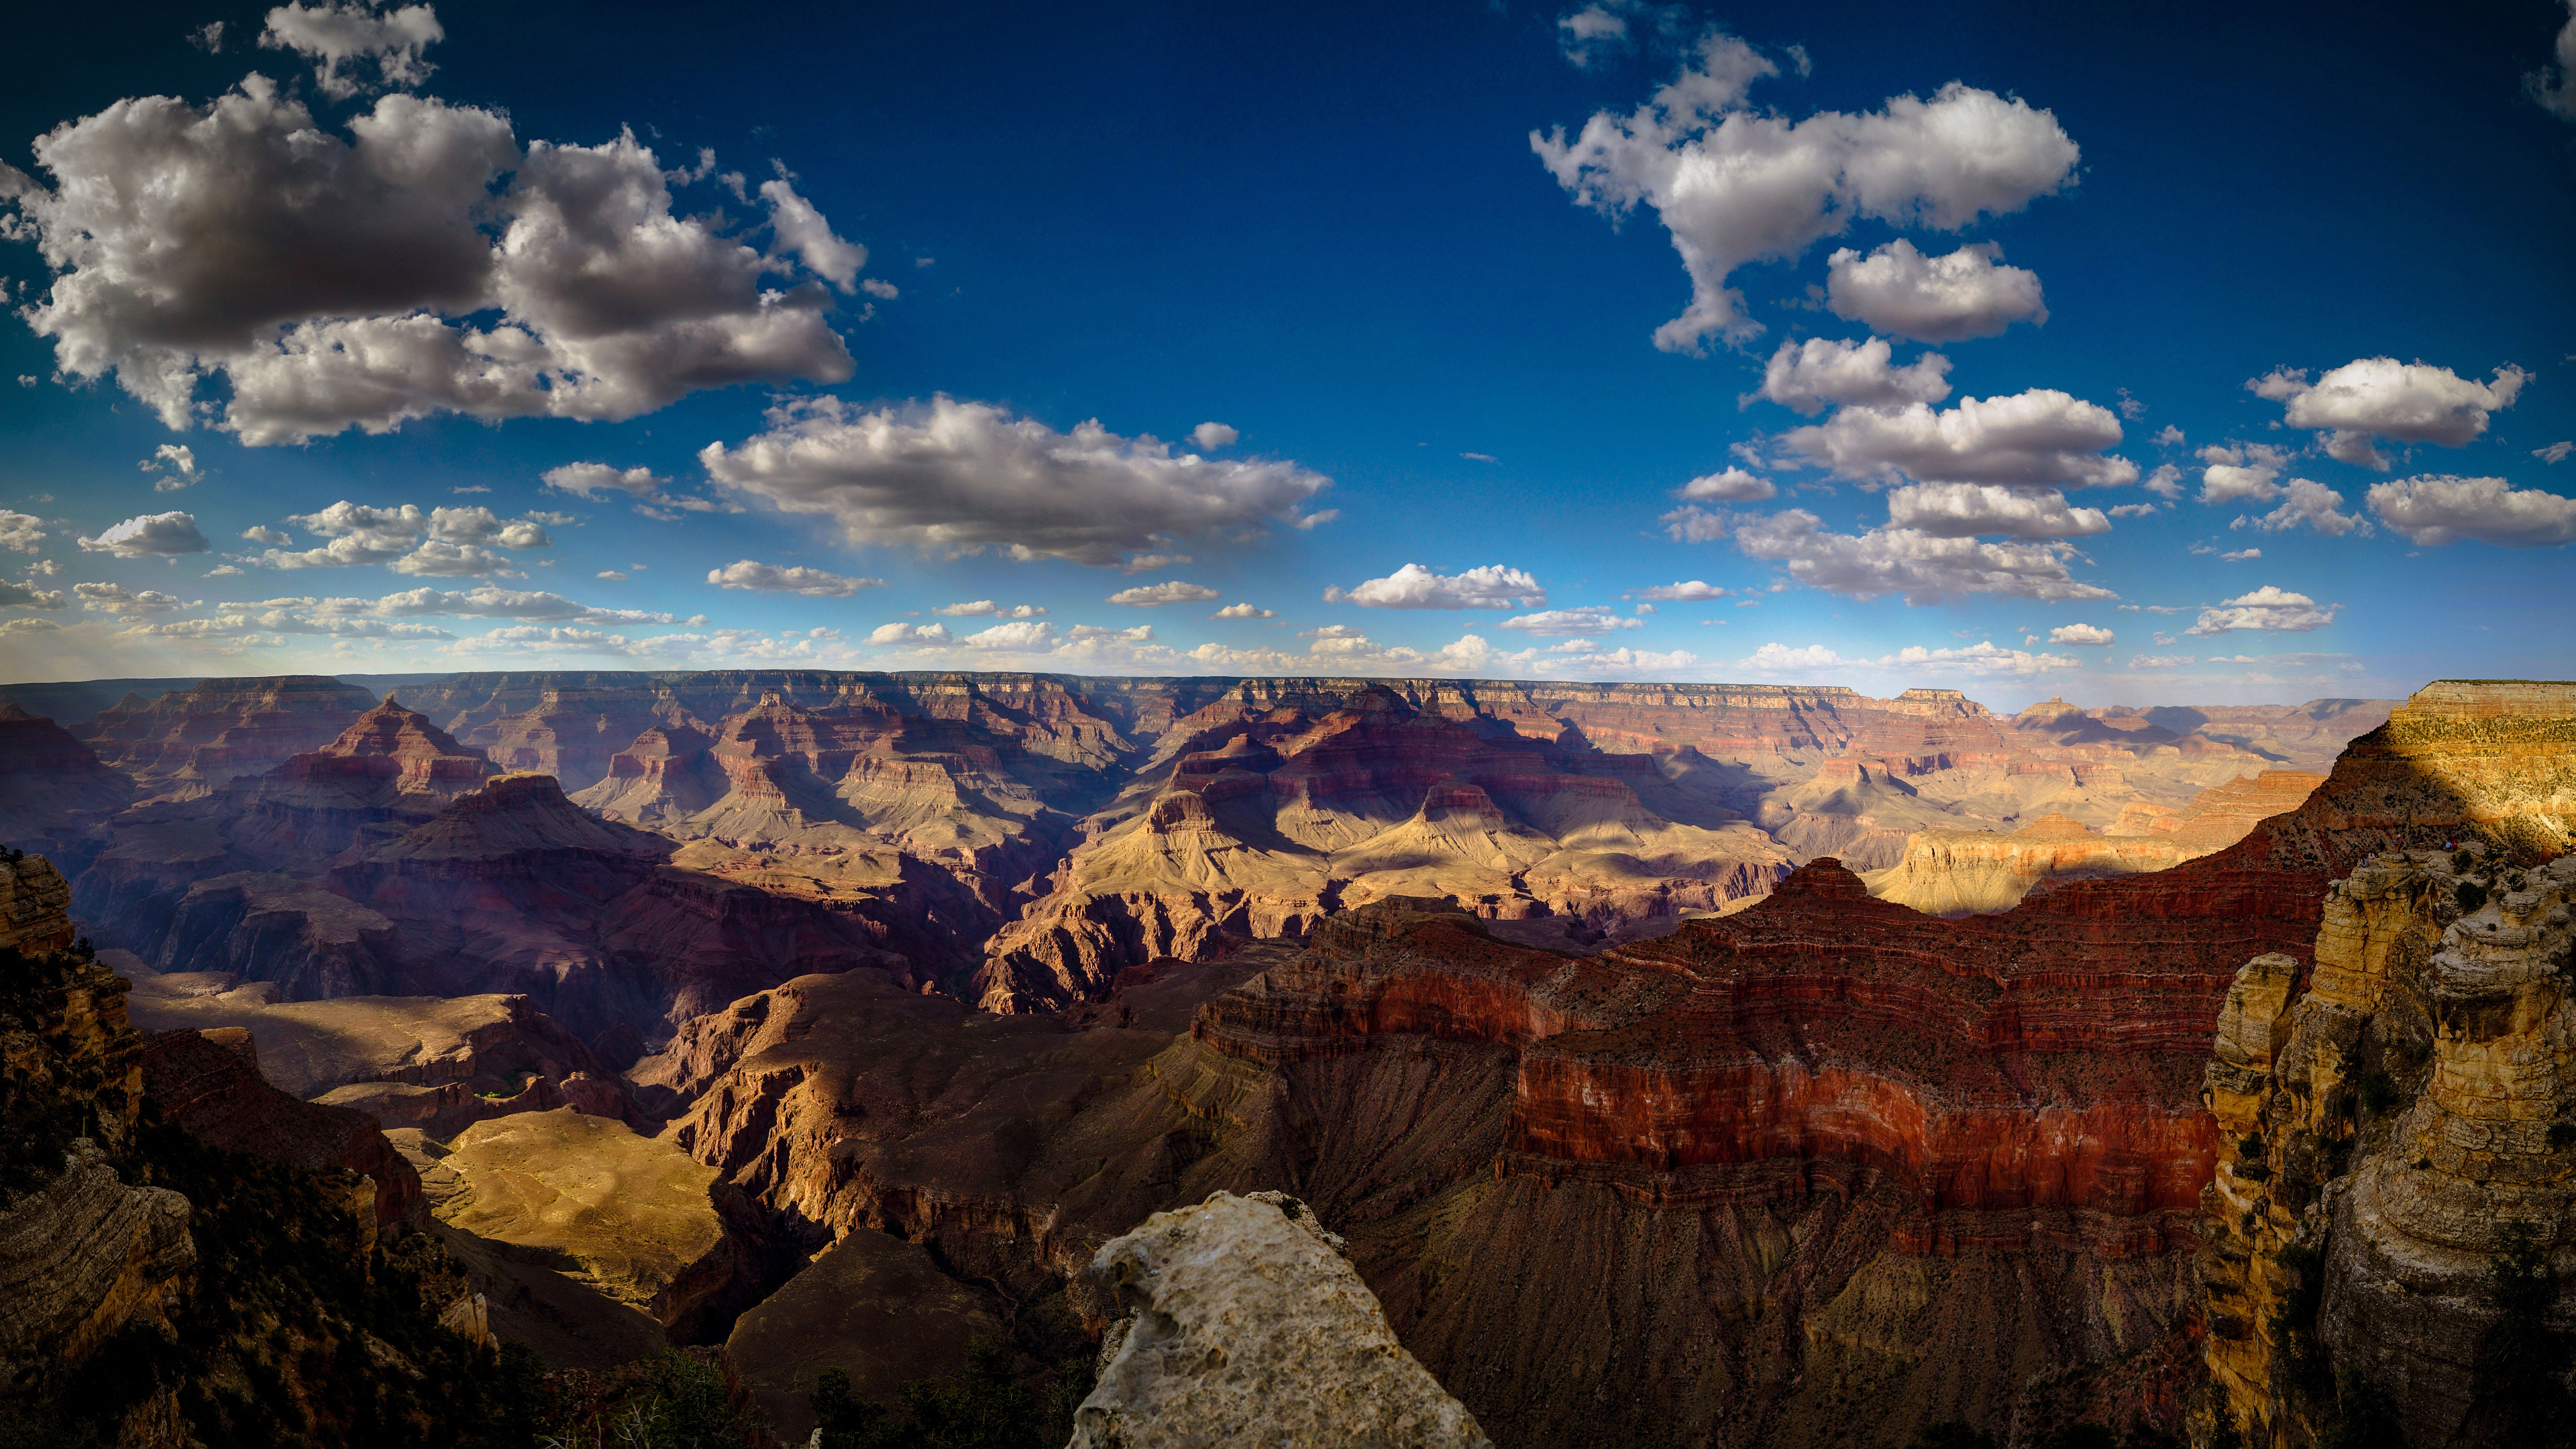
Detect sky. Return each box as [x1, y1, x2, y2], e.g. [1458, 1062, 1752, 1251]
[1, 0, 2572, 711]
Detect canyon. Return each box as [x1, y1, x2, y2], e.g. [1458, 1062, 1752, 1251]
[12, 666, 2510, 1448]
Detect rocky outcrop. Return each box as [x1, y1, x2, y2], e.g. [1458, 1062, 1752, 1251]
[722, 1226, 1004, 1441]
[0, 1140, 195, 1397]
[1071, 1190, 1491, 1449]
[137, 1028, 421, 1230]
[223, 698, 500, 868]
[123, 976, 598, 1098]
[0, 853, 76, 956]
[72, 676, 376, 801]
[2198, 847, 2576, 1448]
[0, 706, 133, 877]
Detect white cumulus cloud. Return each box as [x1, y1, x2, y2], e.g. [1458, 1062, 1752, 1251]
[1191, 422, 1239, 450]
[1105, 580, 1222, 607]
[868, 622, 953, 645]
[2047, 623, 2113, 645]
[1628, 580, 1730, 600]
[0, 78, 859, 443]
[0, 511, 45, 553]
[936, 600, 1046, 618]
[1532, 32, 2078, 350]
[1496, 607, 1645, 636]
[78, 511, 209, 557]
[700, 396, 1330, 567]
[2184, 585, 2339, 636]
[1212, 602, 1277, 619]
[1751, 335, 1949, 417]
[2529, 0, 2576, 121]
[706, 559, 885, 596]
[260, 1, 445, 99]
[2249, 358, 2528, 468]
[2246, 478, 2365, 537]
[1324, 562, 1546, 610]
[1883, 482, 2108, 537]
[1783, 389, 2136, 489]
[1676, 466, 1780, 501]
[2365, 475, 2576, 547]
[1731, 509, 2114, 604]
[1823, 240, 2046, 341]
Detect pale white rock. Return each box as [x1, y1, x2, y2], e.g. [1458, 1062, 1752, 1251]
[1068, 1189, 1491, 1449]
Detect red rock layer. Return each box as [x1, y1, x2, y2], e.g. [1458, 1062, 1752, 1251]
[0, 705, 133, 876]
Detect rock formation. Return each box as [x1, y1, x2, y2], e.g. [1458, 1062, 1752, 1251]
[1865, 771, 2326, 917]
[136, 1026, 421, 1230]
[71, 675, 376, 801]
[722, 1226, 1005, 1440]
[2198, 847, 2576, 1448]
[1071, 1190, 1492, 1448]
[0, 705, 133, 877]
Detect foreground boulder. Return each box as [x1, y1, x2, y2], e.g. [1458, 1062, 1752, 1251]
[1072, 1191, 1490, 1449]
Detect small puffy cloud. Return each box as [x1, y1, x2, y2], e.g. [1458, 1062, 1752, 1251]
[141, 443, 202, 492]
[1823, 240, 2046, 342]
[0, 618, 60, 637]
[79, 511, 209, 557]
[253, 501, 549, 574]
[260, 1, 445, 98]
[2196, 443, 2292, 505]
[2153, 425, 2186, 448]
[1676, 468, 1777, 502]
[2184, 585, 2339, 636]
[1212, 602, 1277, 619]
[1106, 580, 1222, 607]
[1289, 508, 1339, 530]
[1556, 1, 1669, 67]
[1117, 552, 1194, 575]
[2142, 463, 2184, 500]
[868, 622, 953, 645]
[2531, 441, 2573, 464]
[936, 600, 1047, 618]
[0, 578, 66, 608]
[1191, 422, 1239, 451]
[313, 584, 681, 625]
[860, 278, 898, 300]
[706, 559, 885, 596]
[1629, 580, 1729, 600]
[1751, 336, 1949, 417]
[2220, 548, 2261, 562]
[2127, 653, 2193, 669]
[1660, 505, 1733, 543]
[1879, 641, 2082, 677]
[1497, 606, 1645, 636]
[1532, 34, 2079, 350]
[756, 176, 867, 290]
[2534, 0, 2576, 119]
[2047, 623, 2113, 646]
[1460, 451, 1499, 463]
[1883, 483, 2108, 538]
[1784, 389, 2135, 490]
[1068, 624, 1155, 643]
[542, 463, 727, 517]
[1732, 509, 2114, 604]
[2365, 475, 2576, 547]
[701, 396, 1330, 566]
[1743, 641, 1845, 670]
[2247, 478, 2365, 537]
[0, 511, 44, 553]
[242, 525, 290, 545]
[2108, 502, 2161, 519]
[2249, 358, 2528, 468]
[596, 570, 627, 580]
[1325, 562, 1545, 609]
[75, 582, 195, 614]
[963, 620, 1058, 650]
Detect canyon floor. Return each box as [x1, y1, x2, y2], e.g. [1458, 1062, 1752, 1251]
[17, 668, 2536, 1448]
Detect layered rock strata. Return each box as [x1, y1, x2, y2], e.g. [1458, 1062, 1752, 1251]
[1071, 1190, 1491, 1448]
[2199, 848, 2576, 1448]
[72, 676, 375, 800]
[136, 1026, 421, 1230]
[1865, 771, 2327, 918]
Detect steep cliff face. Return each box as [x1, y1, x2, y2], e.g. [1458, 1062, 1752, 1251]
[71, 675, 376, 801]
[2199, 848, 2576, 1448]
[0, 706, 135, 877]
[136, 1027, 421, 1230]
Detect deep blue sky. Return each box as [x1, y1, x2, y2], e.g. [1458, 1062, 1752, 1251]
[1, 0, 2570, 707]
